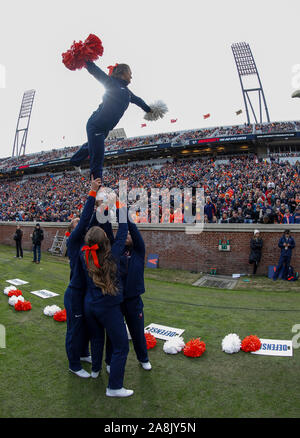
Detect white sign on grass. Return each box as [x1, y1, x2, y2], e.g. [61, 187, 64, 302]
[6, 279, 29, 286]
[251, 339, 293, 357]
[144, 323, 184, 341]
[30, 290, 59, 299]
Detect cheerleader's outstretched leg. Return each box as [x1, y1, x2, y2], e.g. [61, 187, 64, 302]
[86, 119, 108, 180]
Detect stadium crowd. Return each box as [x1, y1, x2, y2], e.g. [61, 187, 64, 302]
[255, 121, 296, 134]
[0, 154, 299, 224]
[1, 120, 300, 170]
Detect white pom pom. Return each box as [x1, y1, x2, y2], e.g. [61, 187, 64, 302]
[8, 295, 24, 306]
[43, 305, 62, 316]
[222, 333, 241, 354]
[144, 100, 168, 121]
[163, 336, 185, 354]
[4, 286, 17, 296]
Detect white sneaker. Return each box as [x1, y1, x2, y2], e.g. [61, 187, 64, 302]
[140, 361, 152, 371]
[80, 356, 92, 363]
[91, 371, 100, 379]
[69, 368, 90, 378]
[106, 387, 134, 398]
[106, 365, 110, 374]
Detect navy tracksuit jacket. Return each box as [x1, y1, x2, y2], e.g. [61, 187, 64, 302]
[273, 235, 296, 280]
[64, 191, 96, 371]
[106, 218, 148, 365]
[81, 221, 129, 390]
[70, 61, 151, 179]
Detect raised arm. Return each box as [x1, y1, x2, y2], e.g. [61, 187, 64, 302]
[85, 61, 112, 88]
[128, 217, 145, 257]
[111, 222, 128, 261]
[68, 178, 101, 245]
[87, 211, 98, 230]
[129, 90, 151, 113]
[111, 206, 128, 260]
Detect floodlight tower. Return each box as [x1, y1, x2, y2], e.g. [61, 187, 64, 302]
[231, 42, 270, 124]
[12, 89, 36, 158]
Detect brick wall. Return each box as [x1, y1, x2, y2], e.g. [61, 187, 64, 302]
[1, 222, 299, 275]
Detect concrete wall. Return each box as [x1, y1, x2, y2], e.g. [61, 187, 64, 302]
[1, 222, 299, 275]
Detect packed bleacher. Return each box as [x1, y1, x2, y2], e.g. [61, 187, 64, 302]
[1, 120, 300, 171]
[0, 154, 299, 224]
[255, 121, 296, 134]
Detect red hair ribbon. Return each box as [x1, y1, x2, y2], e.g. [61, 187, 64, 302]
[107, 63, 118, 76]
[81, 244, 101, 269]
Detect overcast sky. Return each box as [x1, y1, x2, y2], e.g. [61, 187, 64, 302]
[1, 0, 300, 159]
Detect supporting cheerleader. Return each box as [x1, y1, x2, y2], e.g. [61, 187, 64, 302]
[105, 214, 151, 372]
[80, 213, 134, 397]
[64, 177, 101, 378]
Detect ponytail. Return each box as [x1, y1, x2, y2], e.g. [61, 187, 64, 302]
[83, 227, 118, 296]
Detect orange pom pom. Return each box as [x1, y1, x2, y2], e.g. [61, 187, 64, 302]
[241, 335, 261, 352]
[14, 300, 31, 311]
[183, 338, 206, 357]
[145, 332, 157, 349]
[53, 309, 67, 322]
[8, 289, 22, 297]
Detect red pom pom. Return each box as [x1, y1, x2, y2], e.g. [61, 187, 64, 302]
[14, 300, 31, 311]
[62, 34, 104, 71]
[241, 335, 261, 352]
[22, 301, 32, 311]
[183, 338, 206, 358]
[62, 40, 85, 71]
[14, 301, 23, 311]
[145, 332, 157, 349]
[53, 309, 67, 322]
[8, 289, 22, 297]
[65, 231, 70, 237]
[84, 34, 104, 61]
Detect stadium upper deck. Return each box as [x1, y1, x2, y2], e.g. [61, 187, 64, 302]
[1, 120, 300, 175]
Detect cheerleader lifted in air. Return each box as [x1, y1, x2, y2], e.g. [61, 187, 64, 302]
[62, 34, 168, 180]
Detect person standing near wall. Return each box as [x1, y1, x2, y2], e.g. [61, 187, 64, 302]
[14, 225, 23, 259]
[273, 230, 296, 280]
[32, 223, 44, 264]
[249, 230, 263, 275]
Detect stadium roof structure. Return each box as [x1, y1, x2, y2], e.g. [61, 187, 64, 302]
[231, 42, 270, 125]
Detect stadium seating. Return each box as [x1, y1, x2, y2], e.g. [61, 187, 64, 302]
[0, 153, 299, 224]
[1, 119, 300, 171]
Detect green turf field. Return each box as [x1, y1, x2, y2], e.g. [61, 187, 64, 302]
[0, 244, 299, 418]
